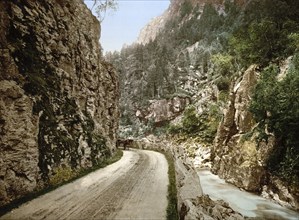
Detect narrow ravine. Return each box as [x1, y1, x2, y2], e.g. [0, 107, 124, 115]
[198, 168, 299, 220]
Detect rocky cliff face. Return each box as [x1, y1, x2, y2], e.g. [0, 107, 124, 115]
[0, 0, 119, 208]
[211, 65, 265, 192]
[137, 11, 169, 45]
[136, 0, 240, 45]
[211, 64, 299, 209]
[136, 97, 191, 124]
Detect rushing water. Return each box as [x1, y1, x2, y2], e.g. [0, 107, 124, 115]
[198, 168, 299, 220]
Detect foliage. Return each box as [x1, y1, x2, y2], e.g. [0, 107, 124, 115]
[107, 2, 232, 132]
[211, 53, 234, 76]
[288, 33, 299, 51]
[168, 105, 221, 143]
[215, 76, 230, 91]
[89, 0, 117, 22]
[218, 90, 229, 103]
[109, 0, 299, 147]
[182, 106, 202, 135]
[165, 151, 179, 220]
[49, 166, 76, 186]
[228, 0, 299, 67]
[250, 57, 299, 184]
[180, 0, 193, 18]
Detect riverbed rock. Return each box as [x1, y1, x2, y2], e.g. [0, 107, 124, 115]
[170, 141, 244, 220]
[0, 0, 119, 208]
[262, 175, 299, 210]
[183, 195, 244, 220]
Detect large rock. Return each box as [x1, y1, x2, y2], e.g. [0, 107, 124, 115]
[0, 0, 119, 208]
[171, 142, 244, 220]
[211, 65, 267, 192]
[212, 63, 299, 210]
[137, 97, 191, 124]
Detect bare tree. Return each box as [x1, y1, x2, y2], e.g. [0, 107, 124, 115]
[90, 0, 117, 22]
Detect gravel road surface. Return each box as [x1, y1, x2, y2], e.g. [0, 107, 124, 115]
[1, 150, 169, 220]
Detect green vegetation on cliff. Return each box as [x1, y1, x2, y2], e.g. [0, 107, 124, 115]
[229, 0, 299, 67]
[168, 105, 220, 143]
[250, 56, 299, 184]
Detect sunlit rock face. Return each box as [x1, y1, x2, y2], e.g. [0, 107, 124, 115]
[211, 65, 267, 192]
[0, 0, 119, 207]
[136, 97, 191, 124]
[137, 0, 248, 45]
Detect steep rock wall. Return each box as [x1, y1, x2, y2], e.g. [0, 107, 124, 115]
[136, 97, 191, 124]
[137, 0, 248, 45]
[211, 65, 266, 191]
[211, 63, 299, 209]
[0, 0, 119, 207]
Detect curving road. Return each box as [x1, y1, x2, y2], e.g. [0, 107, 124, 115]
[1, 150, 169, 220]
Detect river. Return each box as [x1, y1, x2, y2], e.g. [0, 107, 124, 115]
[198, 168, 299, 220]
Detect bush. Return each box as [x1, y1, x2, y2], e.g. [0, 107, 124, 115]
[49, 166, 76, 186]
[182, 106, 202, 135]
[211, 53, 234, 76]
[250, 59, 299, 184]
[180, 0, 193, 18]
[215, 76, 230, 91]
[228, 0, 299, 67]
[168, 105, 221, 144]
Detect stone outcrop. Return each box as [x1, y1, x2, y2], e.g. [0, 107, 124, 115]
[211, 63, 299, 210]
[137, 11, 169, 45]
[211, 65, 266, 192]
[0, 0, 119, 208]
[136, 97, 191, 124]
[262, 175, 299, 210]
[0, 80, 39, 205]
[136, 0, 244, 45]
[172, 142, 244, 220]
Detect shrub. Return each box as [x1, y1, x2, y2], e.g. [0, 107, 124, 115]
[182, 106, 202, 135]
[250, 59, 299, 184]
[215, 76, 230, 91]
[211, 53, 234, 76]
[49, 166, 76, 186]
[180, 0, 193, 18]
[168, 105, 221, 144]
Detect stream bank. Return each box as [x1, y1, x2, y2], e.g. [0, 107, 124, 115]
[198, 168, 299, 220]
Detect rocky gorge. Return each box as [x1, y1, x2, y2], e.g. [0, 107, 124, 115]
[108, 0, 299, 218]
[1, 0, 299, 219]
[0, 0, 119, 209]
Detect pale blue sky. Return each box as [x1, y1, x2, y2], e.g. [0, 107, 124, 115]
[84, 0, 170, 52]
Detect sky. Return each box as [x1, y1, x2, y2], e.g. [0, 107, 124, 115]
[84, 0, 170, 53]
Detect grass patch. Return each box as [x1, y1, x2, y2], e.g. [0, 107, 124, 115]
[0, 149, 123, 217]
[141, 147, 179, 220]
[164, 150, 179, 220]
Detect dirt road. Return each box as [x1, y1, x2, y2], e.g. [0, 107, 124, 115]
[1, 150, 169, 220]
